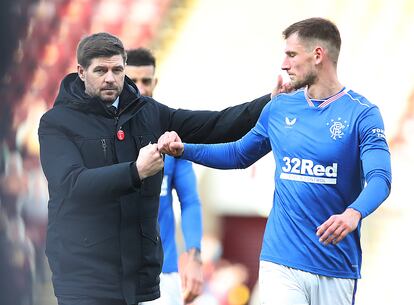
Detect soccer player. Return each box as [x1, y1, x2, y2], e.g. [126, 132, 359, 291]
[158, 17, 392, 305]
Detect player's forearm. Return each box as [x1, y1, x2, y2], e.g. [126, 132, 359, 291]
[183, 142, 242, 169]
[348, 174, 390, 218]
[181, 204, 202, 251]
[182, 130, 270, 169]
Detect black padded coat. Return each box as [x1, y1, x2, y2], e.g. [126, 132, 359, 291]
[38, 73, 270, 304]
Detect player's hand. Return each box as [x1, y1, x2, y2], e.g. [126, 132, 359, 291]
[136, 143, 164, 180]
[316, 208, 362, 245]
[271, 75, 294, 98]
[157, 131, 184, 157]
[181, 248, 203, 303]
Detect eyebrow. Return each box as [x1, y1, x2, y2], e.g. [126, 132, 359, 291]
[93, 65, 124, 70]
[285, 51, 297, 56]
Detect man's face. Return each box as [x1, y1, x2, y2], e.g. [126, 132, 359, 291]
[125, 65, 157, 97]
[281, 33, 317, 90]
[77, 55, 125, 104]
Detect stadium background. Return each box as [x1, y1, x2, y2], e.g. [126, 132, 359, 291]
[1, 0, 413, 304]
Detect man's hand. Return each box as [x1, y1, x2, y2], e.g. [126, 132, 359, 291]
[136, 143, 164, 180]
[271, 75, 294, 99]
[157, 131, 184, 157]
[316, 208, 362, 245]
[181, 248, 203, 303]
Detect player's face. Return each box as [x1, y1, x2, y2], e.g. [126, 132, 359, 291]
[281, 33, 317, 90]
[125, 65, 157, 97]
[77, 55, 125, 104]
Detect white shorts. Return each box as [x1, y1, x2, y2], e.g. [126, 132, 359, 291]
[259, 260, 357, 305]
[141, 272, 183, 305]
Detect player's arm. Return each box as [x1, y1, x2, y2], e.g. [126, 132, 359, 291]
[159, 101, 273, 168]
[317, 106, 391, 245]
[173, 160, 203, 303]
[181, 129, 271, 169]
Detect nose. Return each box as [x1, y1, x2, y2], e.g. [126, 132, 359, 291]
[104, 71, 115, 83]
[281, 56, 290, 71]
[135, 81, 148, 95]
[136, 83, 146, 95]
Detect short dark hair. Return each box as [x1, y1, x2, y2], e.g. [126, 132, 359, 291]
[126, 48, 156, 68]
[77, 32, 127, 68]
[283, 18, 341, 64]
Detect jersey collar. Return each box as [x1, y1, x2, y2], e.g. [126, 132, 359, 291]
[304, 87, 348, 108]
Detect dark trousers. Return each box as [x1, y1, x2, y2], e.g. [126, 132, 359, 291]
[57, 296, 128, 305]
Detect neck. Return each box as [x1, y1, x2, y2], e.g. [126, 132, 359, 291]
[307, 74, 342, 100]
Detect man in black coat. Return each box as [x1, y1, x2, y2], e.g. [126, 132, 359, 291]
[38, 32, 282, 305]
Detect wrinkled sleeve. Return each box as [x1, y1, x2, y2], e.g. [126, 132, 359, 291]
[168, 94, 271, 143]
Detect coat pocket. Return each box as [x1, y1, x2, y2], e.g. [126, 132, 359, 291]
[74, 137, 116, 168]
[138, 218, 163, 287]
[58, 220, 118, 274]
[133, 134, 156, 150]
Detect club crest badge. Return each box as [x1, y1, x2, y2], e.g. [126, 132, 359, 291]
[327, 118, 349, 140]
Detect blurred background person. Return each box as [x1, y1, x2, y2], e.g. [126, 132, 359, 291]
[0, 147, 35, 305]
[16, 121, 50, 284]
[126, 48, 204, 305]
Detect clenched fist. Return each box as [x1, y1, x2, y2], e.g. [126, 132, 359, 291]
[136, 143, 164, 180]
[157, 131, 184, 157]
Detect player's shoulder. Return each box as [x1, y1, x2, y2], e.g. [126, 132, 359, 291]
[343, 89, 376, 109]
[270, 88, 305, 105]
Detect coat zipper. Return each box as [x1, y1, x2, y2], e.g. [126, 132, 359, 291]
[101, 139, 107, 161]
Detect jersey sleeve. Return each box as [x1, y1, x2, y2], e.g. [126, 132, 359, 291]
[172, 159, 202, 251]
[348, 106, 392, 218]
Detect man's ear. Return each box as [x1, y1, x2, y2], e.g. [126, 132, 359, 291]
[153, 77, 158, 89]
[77, 64, 86, 81]
[314, 46, 324, 65]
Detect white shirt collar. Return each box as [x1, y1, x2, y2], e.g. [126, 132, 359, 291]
[112, 97, 120, 109]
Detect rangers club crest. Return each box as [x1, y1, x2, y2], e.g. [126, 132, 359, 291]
[327, 118, 349, 140]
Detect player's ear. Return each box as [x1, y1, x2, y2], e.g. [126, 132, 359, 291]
[314, 46, 324, 65]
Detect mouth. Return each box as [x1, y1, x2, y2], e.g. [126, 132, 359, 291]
[101, 88, 117, 93]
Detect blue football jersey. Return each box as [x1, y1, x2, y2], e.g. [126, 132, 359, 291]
[182, 88, 391, 279]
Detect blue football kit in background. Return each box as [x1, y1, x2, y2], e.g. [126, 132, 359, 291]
[158, 156, 202, 273]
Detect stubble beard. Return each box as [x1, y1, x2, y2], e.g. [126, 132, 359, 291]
[292, 71, 317, 90]
[85, 86, 122, 105]
[99, 89, 120, 105]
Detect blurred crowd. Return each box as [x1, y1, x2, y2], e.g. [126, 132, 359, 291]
[0, 138, 48, 305]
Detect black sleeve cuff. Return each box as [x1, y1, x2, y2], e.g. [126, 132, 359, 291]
[130, 162, 142, 188]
